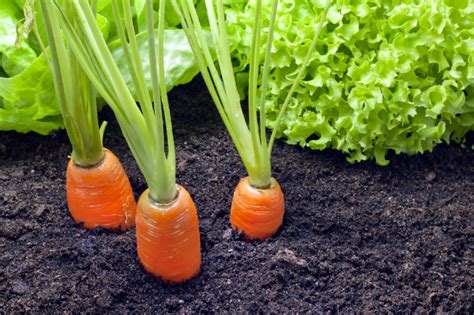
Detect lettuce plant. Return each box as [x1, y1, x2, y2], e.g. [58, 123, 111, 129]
[226, 0, 474, 164]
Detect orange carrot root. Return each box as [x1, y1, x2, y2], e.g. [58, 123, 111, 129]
[66, 149, 136, 231]
[230, 177, 285, 240]
[136, 185, 201, 283]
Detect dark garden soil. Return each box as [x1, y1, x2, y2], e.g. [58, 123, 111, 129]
[1, 78, 473, 313]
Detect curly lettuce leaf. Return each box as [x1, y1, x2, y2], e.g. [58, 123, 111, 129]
[227, 0, 474, 165]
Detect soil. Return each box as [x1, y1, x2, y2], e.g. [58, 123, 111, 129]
[1, 78, 473, 313]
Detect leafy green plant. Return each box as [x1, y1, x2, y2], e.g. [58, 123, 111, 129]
[0, 1, 58, 134]
[225, 0, 474, 165]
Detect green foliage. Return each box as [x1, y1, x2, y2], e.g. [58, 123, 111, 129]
[110, 29, 203, 96]
[0, 1, 36, 76]
[0, 0, 201, 136]
[226, 0, 474, 165]
[0, 54, 61, 134]
[40, 0, 105, 167]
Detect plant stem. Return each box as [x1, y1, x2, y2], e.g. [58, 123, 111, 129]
[39, 0, 104, 168]
[268, 2, 331, 154]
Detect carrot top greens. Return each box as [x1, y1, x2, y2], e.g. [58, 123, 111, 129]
[38, 0, 104, 167]
[52, 0, 177, 203]
[172, 0, 330, 188]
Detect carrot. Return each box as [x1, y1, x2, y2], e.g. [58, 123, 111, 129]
[173, 0, 329, 241]
[230, 177, 284, 240]
[39, 2, 138, 231]
[136, 185, 201, 283]
[66, 149, 136, 230]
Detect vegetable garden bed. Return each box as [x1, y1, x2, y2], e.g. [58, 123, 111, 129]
[1, 78, 472, 313]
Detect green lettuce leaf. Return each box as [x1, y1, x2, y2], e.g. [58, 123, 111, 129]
[0, 54, 61, 135]
[0, 1, 38, 76]
[110, 29, 203, 95]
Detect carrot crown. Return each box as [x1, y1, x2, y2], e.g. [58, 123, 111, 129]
[172, 0, 330, 188]
[38, 1, 105, 167]
[52, 0, 177, 203]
